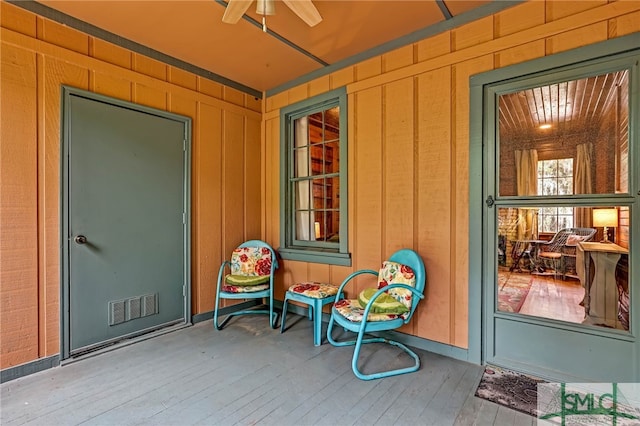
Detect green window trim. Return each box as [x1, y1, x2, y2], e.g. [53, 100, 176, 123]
[279, 87, 351, 266]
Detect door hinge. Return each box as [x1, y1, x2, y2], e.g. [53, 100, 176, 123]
[182, 212, 186, 224]
[485, 195, 495, 208]
[183, 140, 186, 151]
[182, 284, 185, 297]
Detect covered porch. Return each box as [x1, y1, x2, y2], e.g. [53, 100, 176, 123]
[0, 315, 533, 425]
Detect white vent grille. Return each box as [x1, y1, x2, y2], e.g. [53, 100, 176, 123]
[127, 297, 141, 320]
[142, 294, 157, 316]
[108, 293, 158, 326]
[109, 300, 126, 325]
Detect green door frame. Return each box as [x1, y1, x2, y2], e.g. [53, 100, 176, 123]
[60, 86, 192, 360]
[468, 33, 640, 380]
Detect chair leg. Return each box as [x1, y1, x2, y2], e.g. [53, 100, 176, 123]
[213, 283, 225, 330]
[213, 311, 233, 330]
[327, 316, 387, 348]
[326, 314, 353, 347]
[351, 331, 421, 380]
[312, 299, 322, 346]
[269, 295, 278, 329]
[214, 296, 278, 330]
[280, 296, 290, 333]
[328, 315, 421, 380]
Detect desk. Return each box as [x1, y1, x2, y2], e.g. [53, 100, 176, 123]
[577, 242, 628, 329]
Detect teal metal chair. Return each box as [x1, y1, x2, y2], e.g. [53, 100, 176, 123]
[213, 240, 279, 330]
[326, 249, 426, 380]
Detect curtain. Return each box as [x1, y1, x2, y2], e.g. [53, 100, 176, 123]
[515, 149, 538, 240]
[294, 117, 315, 241]
[574, 142, 593, 227]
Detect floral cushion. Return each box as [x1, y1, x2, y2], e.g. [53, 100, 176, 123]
[287, 282, 338, 299]
[377, 261, 416, 310]
[222, 283, 270, 293]
[230, 246, 273, 276]
[334, 299, 408, 322]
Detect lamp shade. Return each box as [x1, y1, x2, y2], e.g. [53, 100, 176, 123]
[592, 208, 618, 227]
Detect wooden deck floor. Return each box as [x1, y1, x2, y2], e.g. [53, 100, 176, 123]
[1, 314, 535, 426]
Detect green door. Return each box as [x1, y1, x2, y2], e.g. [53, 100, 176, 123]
[62, 89, 191, 357]
[476, 48, 638, 382]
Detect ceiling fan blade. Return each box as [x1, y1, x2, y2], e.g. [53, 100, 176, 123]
[282, 0, 322, 27]
[222, 0, 254, 24]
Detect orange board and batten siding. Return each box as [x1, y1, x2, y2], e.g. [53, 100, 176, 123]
[263, 1, 640, 350]
[0, 1, 262, 369]
[1, 0, 639, 372]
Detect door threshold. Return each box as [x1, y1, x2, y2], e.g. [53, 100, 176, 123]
[62, 321, 191, 365]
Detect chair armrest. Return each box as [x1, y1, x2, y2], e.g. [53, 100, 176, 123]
[216, 260, 232, 289]
[336, 269, 378, 301]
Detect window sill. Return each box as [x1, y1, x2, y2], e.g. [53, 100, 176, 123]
[278, 247, 351, 266]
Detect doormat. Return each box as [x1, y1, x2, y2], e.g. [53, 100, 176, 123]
[474, 366, 546, 417]
[497, 272, 533, 313]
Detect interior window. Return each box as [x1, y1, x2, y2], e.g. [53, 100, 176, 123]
[537, 158, 574, 233]
[292, 109, 340, 243]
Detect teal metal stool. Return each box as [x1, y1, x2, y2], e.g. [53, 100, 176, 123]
[280, 282, 338, 346]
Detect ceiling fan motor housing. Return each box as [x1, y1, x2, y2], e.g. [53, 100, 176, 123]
[256, 0, 275, 15]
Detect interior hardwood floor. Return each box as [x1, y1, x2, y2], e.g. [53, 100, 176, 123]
[1, 314, 535, 426]
[498, 271, 584, 323]
[519, 274, 586, 323]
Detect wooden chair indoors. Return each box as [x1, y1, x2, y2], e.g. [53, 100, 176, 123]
[213, 240, 279, 330]
[532, 227, 596, 279]
[327, 249, 426, 380]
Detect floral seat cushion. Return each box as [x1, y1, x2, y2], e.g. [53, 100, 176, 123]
[334, 260, 416, 322]
[287, 282, 338, 299]
[222, 283, 270, 293]
[334, 299, 408, 322]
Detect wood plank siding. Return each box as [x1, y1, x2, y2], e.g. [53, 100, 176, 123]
[262, 0, 640, 351]
[0, 1, 262, 369]
[2, 0, 640, 373]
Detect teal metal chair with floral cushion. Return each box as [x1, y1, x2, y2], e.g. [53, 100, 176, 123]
[327, 248, 426, 380]
[213, 240, 279, 330]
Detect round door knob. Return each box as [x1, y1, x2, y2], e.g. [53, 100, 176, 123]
[74, 235, 87, 245]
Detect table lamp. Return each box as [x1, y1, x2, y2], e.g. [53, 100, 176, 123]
[592, 208, 618, 243]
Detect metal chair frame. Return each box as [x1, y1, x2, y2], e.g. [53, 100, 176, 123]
[213, 240, 279, 330]
[326, 248, 426, 380]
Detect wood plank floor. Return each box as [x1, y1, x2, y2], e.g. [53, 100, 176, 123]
[1, 315, 535, 426]
[519, 275, 585, 323]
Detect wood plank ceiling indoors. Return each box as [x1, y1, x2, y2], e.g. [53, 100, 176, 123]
[26, 0, 499, 96]
[499, 70, 629, 140]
